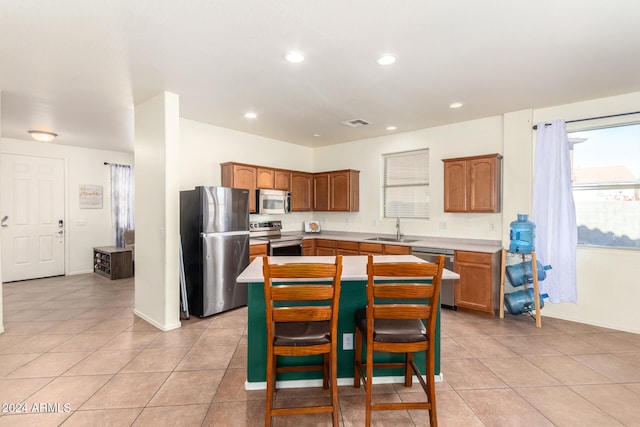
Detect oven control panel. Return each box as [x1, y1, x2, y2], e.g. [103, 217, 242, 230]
[249, 220, 282, 232]
[249, 220, 283, 238]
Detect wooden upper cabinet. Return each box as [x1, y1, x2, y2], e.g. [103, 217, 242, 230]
[274, 170, 291, 191]
[256, 168, 274, 189]
[291, 172, 313, 211]
[314, 170, 359, 212]
[222, 162, 359, 213]
[443, 154, 501, 213]
[313, 172, 331, 211]
[330, 170, 359, 212]
[468, 156, 500, 212]
[221, 162, 257, 213]
[443, 160, 467, 212]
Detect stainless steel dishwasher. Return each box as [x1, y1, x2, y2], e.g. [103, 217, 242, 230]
[412, 247, 456, 310]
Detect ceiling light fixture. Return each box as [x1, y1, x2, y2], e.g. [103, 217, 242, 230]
[377, 54, 396, 65]
[28, 130, 57, 142]
[386, 126, 397, 131]
[285, 51, 305, 63]
[244, 112, 257, 119]
[449, 102, 464, 109]
[312, 133, 321, 137]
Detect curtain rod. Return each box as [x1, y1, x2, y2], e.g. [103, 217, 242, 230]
[104, 162, 131, 167]
[532, 111, 640, 130]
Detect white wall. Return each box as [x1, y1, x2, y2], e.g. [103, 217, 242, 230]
[179, 118, 315, 231]
[525, 92, 640, 333]
[312, 116, 505, 239]
[133, 92, 181, 331]
[0, 138, 133, 275]
[181, 93, 640, 333]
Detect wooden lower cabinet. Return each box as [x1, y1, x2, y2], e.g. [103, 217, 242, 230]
[303, 238, 412, 257]
[250, 244, 268, 263]
[302, 239, 315, 256]
[358, 242, 384, 255]
[336, 240, 359, 256]
[358, 242, 410, 255]
[315, 239, 336, 256]
[454, 250, 501, 316]
[384, 244, 412, 255]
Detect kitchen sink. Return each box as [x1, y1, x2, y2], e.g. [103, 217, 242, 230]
[365, 237, 419, 243]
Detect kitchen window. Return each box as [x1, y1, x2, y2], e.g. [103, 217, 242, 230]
[569, 123, 640, 249]
[382, 148, 429, 219]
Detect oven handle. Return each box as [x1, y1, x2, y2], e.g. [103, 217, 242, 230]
[269, 240, 304, 249]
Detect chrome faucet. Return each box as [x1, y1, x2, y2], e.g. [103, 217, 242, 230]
[396, 217, 402, 240]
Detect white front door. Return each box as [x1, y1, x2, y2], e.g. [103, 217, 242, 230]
[0, 154, 65, 282]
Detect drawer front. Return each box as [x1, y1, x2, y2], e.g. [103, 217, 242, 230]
[455, 250, 491, 264]
[359, 242, 383, 253]
[336, 240, 358, 251]
[250, 244, 268, 256]
[315, 239, 336, 248]
[384, 244, 412, 255]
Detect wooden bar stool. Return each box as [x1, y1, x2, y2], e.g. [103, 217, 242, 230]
[262, 255, 343, 427]
[354, 255, 444, 426]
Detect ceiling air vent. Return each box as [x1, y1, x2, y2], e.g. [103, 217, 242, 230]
[341, 118, 371, 128]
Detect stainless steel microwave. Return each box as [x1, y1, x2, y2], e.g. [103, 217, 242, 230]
[256, 189, 291, 214]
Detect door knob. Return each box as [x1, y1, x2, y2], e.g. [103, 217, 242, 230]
[1, 216, 8, 228]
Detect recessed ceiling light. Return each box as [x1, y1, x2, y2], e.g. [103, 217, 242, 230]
[244, 112, 257, 119]
[312, 133, 321, 137]
[386, 126, 397, 131]
[285, 51, 305, 63]
[377, 54, 396, 65]
[449, 102, 464, 109]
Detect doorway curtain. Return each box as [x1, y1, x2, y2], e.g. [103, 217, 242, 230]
[110, 164, 135, 248]
[532, 119, 578, 303]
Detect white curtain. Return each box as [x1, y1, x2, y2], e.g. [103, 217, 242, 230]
[110, 164, 135, 247]
[532, 119, 577, 303]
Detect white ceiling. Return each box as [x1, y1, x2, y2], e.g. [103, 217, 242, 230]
[1, 1, 640, 153]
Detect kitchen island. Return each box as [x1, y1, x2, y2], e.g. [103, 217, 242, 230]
[236, 255, 460, 390]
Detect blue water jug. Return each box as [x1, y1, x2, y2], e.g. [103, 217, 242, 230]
[506, 261, 552, 287]
[509, 214, 535, 253]
[504, 288, 545, 315]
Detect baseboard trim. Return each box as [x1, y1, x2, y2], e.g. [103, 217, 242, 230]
[245, 373, 443, 391]
[133, 309, 181, 331]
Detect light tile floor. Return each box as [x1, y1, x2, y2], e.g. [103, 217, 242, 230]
[1, 273, 640, 426]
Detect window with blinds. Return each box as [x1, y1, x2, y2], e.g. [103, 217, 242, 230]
[383, 149, 429, 219]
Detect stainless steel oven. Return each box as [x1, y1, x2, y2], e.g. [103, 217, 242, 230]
[269, 237, 303, 256]
[249, 220, 302, 256]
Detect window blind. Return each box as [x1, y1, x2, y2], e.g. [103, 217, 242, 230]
[383, 149, 429, 218]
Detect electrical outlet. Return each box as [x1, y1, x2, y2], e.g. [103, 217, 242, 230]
[342, 333, 353, 350]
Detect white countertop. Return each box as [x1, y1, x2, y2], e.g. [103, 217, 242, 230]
[250, 230, 502, 254]
[236, 255, 460, 283]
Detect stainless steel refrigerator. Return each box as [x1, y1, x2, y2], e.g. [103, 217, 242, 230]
[180, 186, 250, 317]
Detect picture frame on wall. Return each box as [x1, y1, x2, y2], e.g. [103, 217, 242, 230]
[79, 184, 103, 209]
